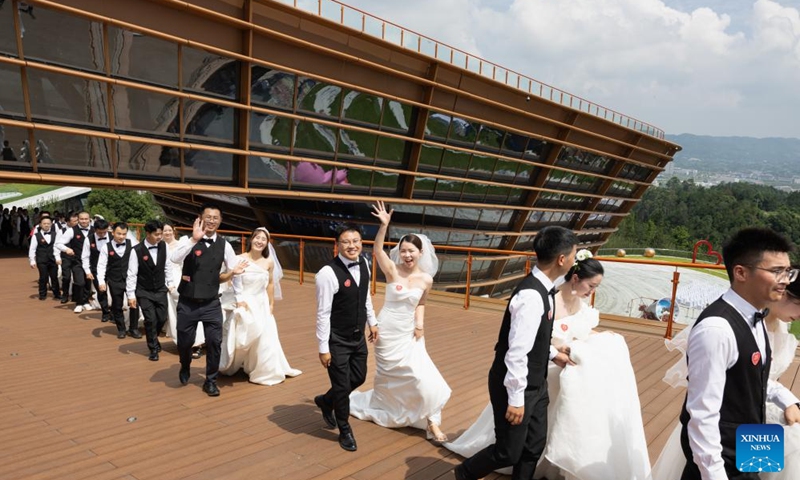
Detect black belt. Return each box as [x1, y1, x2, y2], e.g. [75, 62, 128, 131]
[180, 296, 218, 304]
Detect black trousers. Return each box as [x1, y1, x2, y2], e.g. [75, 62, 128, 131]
[680, 421, 760, 480]
[138, 291, 168, 353]
[108, 281, 138, 333]
[176, 297, 222, 382]
[322, 331, 368, 433]
[60, 256, 74, 300]
[90, 275, 110, 316]
[461, 371, 549, 480]
[36, 260, 60, 298]
[66, 256, 86, 305]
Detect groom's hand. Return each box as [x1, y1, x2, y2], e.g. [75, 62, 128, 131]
[552, 352, 575, 368]
[785, 404, 800, 425]
[505, 405, 524, 426]
[368, 325, 379, 343]
[319, 353, 331, 368]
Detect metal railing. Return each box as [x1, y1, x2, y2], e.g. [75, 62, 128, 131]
[276, 0, 665, 139]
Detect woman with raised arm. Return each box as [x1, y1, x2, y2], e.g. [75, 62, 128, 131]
[349, 201, 451, 443]
[219, 227, 301, 385]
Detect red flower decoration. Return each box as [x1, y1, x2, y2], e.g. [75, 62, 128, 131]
[40, 239, 46, 244]
[344, 279, 351, 287]
[109, 251, 115, 256]
[195, 250, 203, 257]
[751, 352, 761, 366]
[76, 235, 81, 239]
[143, 256, 149, 262]
[91, 243, 96, 248]
[396, 284, 403, 291]
[560, 324, 568, 331]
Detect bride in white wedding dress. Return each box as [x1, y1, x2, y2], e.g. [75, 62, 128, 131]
[349, 201, 451, 443]
[651, 276, 800, 480]
[445, 253, 651, 480]
[218, 227, 301, 386]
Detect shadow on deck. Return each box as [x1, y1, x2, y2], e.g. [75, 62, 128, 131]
[2, 254, 799, 479]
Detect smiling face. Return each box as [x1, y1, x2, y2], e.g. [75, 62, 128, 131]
[201, 207, 221, 235]
[77, 212, 91, 229]
[250, 231, 268, 254]
[112, 227, 128, 244]
[398, 239, 421, 271]
[337, 230, 362, 262]
[570, 273, 603, 298]
[769, 290, 800, 322]
[162, 224, 175, 243]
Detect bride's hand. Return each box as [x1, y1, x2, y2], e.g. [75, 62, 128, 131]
[370, 200, 393, 226]
[413, 327, 424, 340]
[233, 259, 249, 275]
[236, 301, 249, 311]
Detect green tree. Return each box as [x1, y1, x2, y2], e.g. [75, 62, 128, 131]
[85, 189, 162, 224]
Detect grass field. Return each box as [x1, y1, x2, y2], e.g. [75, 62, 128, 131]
[0, 184, 60, 203]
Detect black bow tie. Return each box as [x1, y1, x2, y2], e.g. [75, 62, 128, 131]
[96, 237, 107, 241]
[753, 309, 769, 325]
[200, 238, 213, 244]
[548, 288, 557, 298]
[148, 245, 158, 250]
[347, 261, 361, 268]
[43, 230, 52, 235]
[115, 243, 126, 248]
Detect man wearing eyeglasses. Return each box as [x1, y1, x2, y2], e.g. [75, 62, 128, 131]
[680, 227, 800, 480]
[314, 223, 378, 452]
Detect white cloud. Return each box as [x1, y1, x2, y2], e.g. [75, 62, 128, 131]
[333, 0, 800, 138]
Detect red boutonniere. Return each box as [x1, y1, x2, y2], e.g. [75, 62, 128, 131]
[91, 243, 96, 248]
[194, 250, 203, 257]
[40, 239, 47, 244]
[752, 352, 761, 366]
[560, 324, 568, 331]
[344, 279, 351, 287]
[76, 235, 82, 240]
[142, 255, 149, 262]
[396, 284, 403, 291]
[109, 251, 115, 256]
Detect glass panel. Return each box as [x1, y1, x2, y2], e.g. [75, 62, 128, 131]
[297, 77, 342, 118]
[27, 70, 109, 128]
[183, 150, 233, 183]
[440, 149, 470, 173]
[375, 136, 405, 164]
[514, 162, 536, 185]
[418, 144, 443, 169]
[423, 206, 456, 226]
[183, 100, 236, 145]
[113, 86, 179, 139]
[426, 112, 450, 140]
[466, 153, 497, 179]
[507, 187, 525, 204]
[0, 125, 30, 168]
[338, 128, 376, 159]
[294, 120, 337, 155]
[492, 159, 520, 182]
[475, 125, 503, 153]
[251, 67, 295, 110]
[557, 146, 613, 174]
[249, 112, 291, 152]
[524, 138, 548, 161]
[248, 147, 289, 188]
[332, 167, 373, 194]
[0, 2, 18, 57]
[183, 46, 238, 99]
[370, 171, 399, 193]
[485, 185, 511, 204]
[501, 133, 528, 157]
[0, 63, 25, 118]
[116, 140, 181, 181]
[342, 90, 383, 126]
[433, 179, 465, 199]
[108, 27, 177, 87]
[382, 100, 411, 133]
[452, 208, 481, 229]
[35, 130, 113, 174]
[412, 177, 436, 198]
[447, 116, 478, 146]
[22, 8, 104, 72]
[292, 161, 337, 188]
[607, 180, 636, 198]
[620, 163, 653, 182]
[461, 182, 488, 202]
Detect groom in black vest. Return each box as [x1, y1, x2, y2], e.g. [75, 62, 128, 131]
[314, 223, 378, 452]
[97, 222, 140, 339]
[28, 216, 61, 300]
[456, 226, 577, 480]
[171, 204, 242, 397]
[680, 228, 800, 480]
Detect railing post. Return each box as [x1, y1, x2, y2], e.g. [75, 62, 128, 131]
[299, 239, 305, 285]
[524, 255, 531, 276]
[371, 249, 377, 295]
[464, 252, 472, 310]
[665, 269, 681, 339]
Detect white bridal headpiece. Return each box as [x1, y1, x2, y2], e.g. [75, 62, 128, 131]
[389, 233, 439, 276]
[254, 227, 284, 300]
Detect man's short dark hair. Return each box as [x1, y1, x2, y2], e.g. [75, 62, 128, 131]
[112, 221, 129, 232]
[93, 218, 109, 230]
[199, 203, 222, 216]
[144, 219, 164, 233]
[722, 228, 793, 281]
[335, 223, 362, 241]
[68, 211, 77, 220]
[533, 226, 578, 264]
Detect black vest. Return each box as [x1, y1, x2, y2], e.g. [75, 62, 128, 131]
[178, 238, 226, 301]
[34, 229, 56, 264]
[68, 225, 91, 253]
[132, 242, 167, 294]
[88, 234, 106, 273]
[328, 257, 369, 338]
[105, 240, 133, 285]
[679, 298, 771, 476]
[490, 273, 554, 390]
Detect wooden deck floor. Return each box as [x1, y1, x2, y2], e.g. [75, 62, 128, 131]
[2, 254, 799, 479]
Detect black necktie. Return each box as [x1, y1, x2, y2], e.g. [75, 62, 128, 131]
[347, 261, 360, 268]
[753, 309, 769, 325]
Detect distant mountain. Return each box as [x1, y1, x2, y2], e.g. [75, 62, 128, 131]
[664, 134, 800, 183]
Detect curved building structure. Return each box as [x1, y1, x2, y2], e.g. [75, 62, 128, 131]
[0, 0, 680, 296]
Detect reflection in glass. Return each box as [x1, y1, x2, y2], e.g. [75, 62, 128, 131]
[183, 100, 235, 145]
[251, 67, 295, 110]
[297, 77, 342, 118]
[418, 144, 443, 169]
[183, 46, 238, 99]
[34, 130, 112, 173]
[294, 120, 336, 155]
[113, 86, 179, 139]
[466, 153, 496, 179]
[459, 182, 488, 202]
[607, 180, 636, 198]
[441, 149, 470, 174]
[0, 125, 30, 168]
[0, 3, 18, 57]
[370, 171, 399, 193]
[426, 112, 450, 139]
[116, 140, 181, 181]
[248, 146, 289, 188]
[183, 150, 233, 184]
[451, 208, 481, 229]
[27, 69, 108, 128]
[491, 159, 520, 182]
[108, 27, 177, 87]
[476, 125, 504, 153]
[412, 177, 436, 198]
[447, 115, 478, 146]
[557, 146, 613, 174]
[0, 63, 25, 118]
[338, 128, 376, 159]
[619, 163, 653, 182]
[292, 161, 338, 189]
[382, 100, 411, 133]
[250, 112, 291, 152]
[375, 136, 405, 164]
[21, 8, 104, 72]
[502, 133, 528, 157]
[342, 90, 383, 126]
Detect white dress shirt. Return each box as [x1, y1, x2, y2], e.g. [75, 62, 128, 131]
[80, 232, 110, 274]
[169, 234, 242, 300]
[504, 267, 559, 408]
[685, 288, 800, 480]
[97, 238, 138, 286]
[315, 254, 378, 354]
[55, 225, 91, 256]
[126, 241, 173, 298]
[28, 227, 59, 265]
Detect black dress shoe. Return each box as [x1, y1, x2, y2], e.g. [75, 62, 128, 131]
[53, 295, 61, 301]
[179, 366, 190, 385]
[60, 296, 69, 304]
[116, 331, 127, 339]
[38, 296, 46, 301]
[128, 330, 142, 339]
[202, 381, 220, 397]
[101, 315, 111, 323]
[338, 431, 357, 452]
[148, 351, 159, 361]
[156, 343, 162, 353]
[453, 464, 470, 480]
[314, 395, 337, 429]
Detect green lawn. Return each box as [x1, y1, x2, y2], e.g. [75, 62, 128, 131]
[0, 184, 60, 203]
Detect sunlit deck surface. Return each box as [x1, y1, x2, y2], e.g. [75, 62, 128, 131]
[2, 254, 799, 480]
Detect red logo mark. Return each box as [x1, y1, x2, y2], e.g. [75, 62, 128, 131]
[396, 284, 403, 291]
[752, 352, 761, 365]
[195, 250, 202, 257]
[560, 324, 568, 331]
[91, 243, 95, 248]
[109, 251, 115, 256]
[344, 279, 351, 287]
[143, 256, 149, 262]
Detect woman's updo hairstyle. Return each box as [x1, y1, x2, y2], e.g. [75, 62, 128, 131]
[564, 257, 604, 282]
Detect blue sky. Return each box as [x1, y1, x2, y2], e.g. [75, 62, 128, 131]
[324, 0, 800, 139]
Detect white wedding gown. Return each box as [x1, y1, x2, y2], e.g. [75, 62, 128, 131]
[165, 242, 205, 347]
[349, 283, 451, 430]
[219, 260, 301, 385]
[445, 302, 651, 480]
[651, 320, 800, 480]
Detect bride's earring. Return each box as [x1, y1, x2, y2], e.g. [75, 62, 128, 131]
[570, 282, 577, 296]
